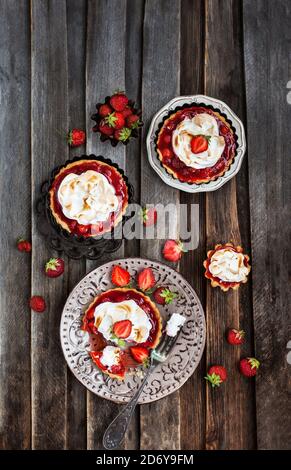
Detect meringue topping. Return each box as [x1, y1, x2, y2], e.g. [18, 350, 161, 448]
[94, 300, 152, 344]
[209, 248, 249, 283]
[166, 313, 186, 337]
[99, 345, 121, 368]
[58, 170, 119, 225]
[172, 113, 225, 169]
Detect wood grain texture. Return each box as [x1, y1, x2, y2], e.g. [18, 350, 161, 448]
[139, 0, 181, 450]
[123, 0, 145, 450]
[0, 0, 31, 449]
[243, 0, 291, 450]
[204, 0, 256, 450]
[31, 0, 69, 449]
[179, 0, 206, 450]
[85, 0, 127, 450]
[66, 0, 87, 450]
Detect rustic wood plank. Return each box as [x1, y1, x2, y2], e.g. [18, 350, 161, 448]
[85, 0, 127, 450]
[122, 0, 145, 450]
[139, 0, 181, 450]
[66, 0, 87, 450]
[204, 0, 256, 450]
[0, 0, 31, 450]
[179, 0, 206, 450]
[243, 0, 291, 450]
[31, 0, 69, 449]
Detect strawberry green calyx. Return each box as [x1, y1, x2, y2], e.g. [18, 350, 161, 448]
[159, 289, 178, 305]
[178, 240, 188, 253]
[45, 258, 59, 271]
[117, 127, 131, 141]
[105, 112, 118, 127]
[205, 373, 223, 388]
[248, 358, 260, 369]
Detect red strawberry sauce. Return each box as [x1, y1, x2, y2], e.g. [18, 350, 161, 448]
[157, 106, 236, 183]
[50, 161, 128, 237]
[82, 289, 159, 349]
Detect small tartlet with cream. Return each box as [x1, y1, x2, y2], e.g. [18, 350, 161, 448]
[204, 243, 251, 292]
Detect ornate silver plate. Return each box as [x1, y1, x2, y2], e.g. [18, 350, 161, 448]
[146, 95, 246, 193]
[60, 258, 206, 404]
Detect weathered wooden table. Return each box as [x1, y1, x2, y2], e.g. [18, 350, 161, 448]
[1, 0, 290, 450]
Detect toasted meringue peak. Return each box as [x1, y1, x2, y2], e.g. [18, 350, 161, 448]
[172, 113, 225, 169]
[209, 248, 249, 283]
[99, 346, 121, 368]
[58, 170, 119, 225]
[94, 299, 152, 345]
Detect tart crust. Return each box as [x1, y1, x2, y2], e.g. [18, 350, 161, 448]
[84, 288, 163, 380]
[90, 351, 125, 381]
[49, 159, 129, 237]
[157, 108, 236, 184]
[203, 243, 251, 292]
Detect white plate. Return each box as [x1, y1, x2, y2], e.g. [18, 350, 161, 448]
[60, 258, 206, 403]
[146, 95, 246, 193]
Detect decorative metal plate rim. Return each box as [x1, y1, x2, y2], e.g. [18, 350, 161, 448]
[60, 257, 206, 404]
[146, 94, 246, 193]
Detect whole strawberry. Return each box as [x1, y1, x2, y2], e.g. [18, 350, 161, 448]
[30, 296, 46, 313]
[17, 238, 31, 252]
[67, 129, 86, 147]
[153, 287, 178, 305]
[162, 239, 187, 262]
[126, 114, 140, 129]
[105, 111, 125, 130]
[205, 365, 227, 388]
[114, 127, 131, 142]
[239, 357, 260, 377]
[227, 328, 245, 345]
[110, 92, 129, 111]
[45, 258, 65, 278]
[98, 103, 112, 117]
[99, 120, 114, 136]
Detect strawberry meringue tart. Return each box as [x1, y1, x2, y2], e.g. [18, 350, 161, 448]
[82, 288, 162, 380]
[156, 105, 237, 184]
[49, 158, 129, 238]
[204, 243, 251, 292]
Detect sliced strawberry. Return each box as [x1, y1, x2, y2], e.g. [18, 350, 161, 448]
[153, 287, 178, 305]
[142, 207, 157, 226]
[112, 319, 132, 339]
[130, 346, 149, 364]
[190, 135, 209, 154]
[111, 265, 131, 287]
[99, 103, 112, 117]
[137, 267, 156, 291]
[90, 351, 106, 371]
[110, 92, 129, 111]
[162, 239, 186, 262]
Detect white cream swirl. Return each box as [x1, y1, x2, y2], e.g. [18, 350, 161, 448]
[172, 113, 225, 169]
[99, 346, 121, 368]
[94, 300, 152, 344]
[58, 170, 119, 225]
[209, 248, 249, 283]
